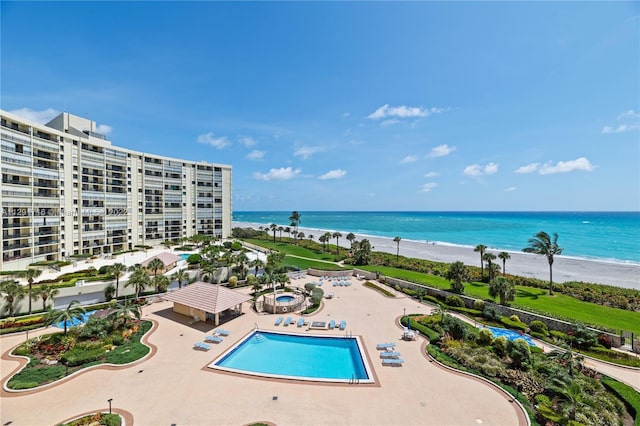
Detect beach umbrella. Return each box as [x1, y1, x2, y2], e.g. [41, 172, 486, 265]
[408, 317, 411, 330]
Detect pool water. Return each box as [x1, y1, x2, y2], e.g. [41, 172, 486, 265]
[211, 331, 372, 383]
[276, 295, 295, 303]
[53, 310, 97, 329]
[485, 326, 536, 347]
[180, 253, 190, 260]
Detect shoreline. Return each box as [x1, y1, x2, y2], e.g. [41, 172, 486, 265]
[233, 221, 640, 290]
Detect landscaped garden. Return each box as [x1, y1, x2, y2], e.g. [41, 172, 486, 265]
[56, 412, 121, 426]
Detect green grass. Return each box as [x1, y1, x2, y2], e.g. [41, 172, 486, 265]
[363, 281, 395, 297]
[246, 239, 339, 262]
[282, 256, 345, 271]
[601, 376, 640, 426]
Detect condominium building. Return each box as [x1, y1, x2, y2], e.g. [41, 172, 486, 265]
[1, 110, 232, 271]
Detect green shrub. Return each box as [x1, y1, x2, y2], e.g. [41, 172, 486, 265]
[60, 347, 104, 367]
[507, 338, 531, 369]
[228, 276, 238, 287]
[492, 336, 508, 357]
[477, 327, 494, 345]
[445, 295, 465, 307]
[473, 299, 485, 311]
[483, 306, 502, 321]
[402, 288, 416, 297]
[550, 329, 569, 340]
[509, 314, 520, 323]
[441, 315, 468, 340]
[186, 254, 202, 264]
[500, 316, 527, 332]
[363, 281, 395, 297]
[529, 320, 548, 334]
[601, 376, 640, 425]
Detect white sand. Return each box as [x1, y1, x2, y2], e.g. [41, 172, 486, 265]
[234, 222, 640, 290]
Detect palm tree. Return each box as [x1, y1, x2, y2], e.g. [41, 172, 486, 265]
[21, 268, 42, 314]
[308, 234, 314, 243]
[483, 252, 497, 281]
[474, 244, 487, 279]
[126, 268, 150, 299]
[346, 233, 356, 247]
[523, 231, 563, 295]
[288, 211, 301, 241]
[37, 284, 59, 311]
[270, 223, 278, 242]
[171, 269, 189, 289]
[277, 226, 284, 241]
[284, 226, 291, 240]
[445, 261, 470, 294]
[147, 258, 165, 278]
[393, 236, 402, 260]
[297, 231, 305, 243]
[0, 280, 26, 317]
[152, 275, 170, 293]
[46, 300, 85, 335]
[333, 232, 342, 255]
[488, 276, 515, 305]
[318, 234, 328, 251]
[498, 252, 511, 276]
[108, 301, 141, 328]
[549, 343, 584, 377]
[109, 262, 127, 298]
[249, 258, 265, 277]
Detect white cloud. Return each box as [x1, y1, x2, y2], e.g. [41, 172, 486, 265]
[538, 157, 595, 175]
[318, 169, 347, 180]
[602, 110, 640, 133]
[504, 187, 517, 192]
[464, 162, 499, 177]
[197, 132, 230, 149]
[8, 107, 59, 124]
[367, 104, 447, 120]
[246, 150, 265, 161]
[381, 119, 400, 126]
[424, 171, 439, 178]
[238, 136, 256, 147]
[617, 109, 640, 120]
[601, 124, 640, 134]
[429, 144, 455, 158]
[419, 182, 438, 193]
[515, 163, 540, 174]
[96, 124, 112, 135]
[400, 155, 418, 164]
[253, 167, 301, 181]
[294, 146, 325, 160]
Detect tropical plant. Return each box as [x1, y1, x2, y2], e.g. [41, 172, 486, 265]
[147, 258, 165, 278]
[109, 262, 127, 298]
[249, 258, 265, 277]
[126, 268, 150, 299]
[277, 226, 284, 241]
[549, 343, 584, 376]
[288, 211, 301, 242]
[0, 280, 26, 316]
[522, 231, 563, 295]
[498, 252, 511, 276]
[45, 300, 85, 335]
[346, 232, 356, 247]
[171, 268, 189, 289]
[483, 252, 497, 282]
[37, 284, 59, 311]
[151, 275, 170, 293]
[445, 261, 470, 294]
[393, 236, 401, 259]
[108, 301, 142, 328]
[270, 223, 278, 242]
[332, 232, 342, 255]
[21, 268, 42, 314]
[474, 244, 487, 279]
[488, 276, 515, 305]
[318, 234, 328, 251]
[352, 239, 372, 265]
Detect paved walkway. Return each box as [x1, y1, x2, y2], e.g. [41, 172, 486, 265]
[1, 278, 526, 426]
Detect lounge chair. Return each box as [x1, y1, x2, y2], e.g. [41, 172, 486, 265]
[214, 329, 230, 336]
[382, 358, 404, 366]
[329, 319, 336, 329]
[205, 335, 223, 344]
[284, 316, 293, 326]
[274, 316, 283, 326]
[297, 318, 305, 327]
[380, 351, 402, 358]
[339, 320, 347, 330]
[194, 342, 211, 351]
[376, 342, 396, 350]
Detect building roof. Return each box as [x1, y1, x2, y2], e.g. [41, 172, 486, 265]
[140, 252, 182, 268]
[162, 282, 252, 314]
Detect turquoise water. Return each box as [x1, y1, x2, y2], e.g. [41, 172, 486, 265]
[276, 295, 295, 303]
[233, 211, 640, 263]
[53, 310, 97, 329]
[180, 253, 190, 260]
[214, 331, 369, 380]
[485, 326, 536, 347]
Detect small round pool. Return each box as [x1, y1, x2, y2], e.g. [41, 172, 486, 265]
[276, 295, 295, 303]
[180, 253, 191, 260]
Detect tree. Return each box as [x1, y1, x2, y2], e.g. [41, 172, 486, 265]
[393, 236, 401, 259]
[488, 276, 515, 305]
[522, 231, 563, 295]
[126, 268, 150, 299]
[332, 232, 342, 255]
[352, 239, 372, 265]
[21, 268, 42, 314]
[277, 226, 284, 241]
[289, 211, 301, 242]
[0, 280, 26, 317]
[474, 244, 487, 279]
[346, 233, 356, 247]
[549, 343, 584, 376]
[284, 226, 291, 240]
[45, 300, 85, 335]
[152, 275, 170, 293]
[498, 252, 511, 276]
[37, 284, 59, 311]
[171, 268, 189, 289]
[270, 223, 278, 242]
[108, 301, 141, 328]
[445, 261, 470, 294]
[109, 262, 127, 298]
[318, 234, 328, 251]
[483, 252, 497, 282]
[249, 258, 265, 276]
[147, 258, 165, 278]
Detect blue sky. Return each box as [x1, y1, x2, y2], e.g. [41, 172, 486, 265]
[2, 1, 639, 211]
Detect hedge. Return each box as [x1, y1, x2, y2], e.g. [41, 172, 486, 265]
[601, 377, 640, 426]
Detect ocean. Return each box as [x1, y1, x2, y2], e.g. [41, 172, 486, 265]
[232, 211, 640, 264]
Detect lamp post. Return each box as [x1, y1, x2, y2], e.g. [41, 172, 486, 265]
[403, 307, 406, 318]
[108, 398, 113, 414]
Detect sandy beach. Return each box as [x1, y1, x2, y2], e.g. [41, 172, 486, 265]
[234, 222, 640, 290]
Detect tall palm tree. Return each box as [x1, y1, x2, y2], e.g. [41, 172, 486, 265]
[346, 233, 356, 247]
[0, 280, 26, 317]
[318, 234, 328, 251]
[474, 244, 487, 279]
[148, 258, 165, 278]
[45, 300, 85, 335]
[483, 252, 497, 282]
[171, 268, 189, 289]
[288, 211, 301, 241]
[126, 268, 150, 299]
[277, 226, 284, 241]
[445, 261, 470, 294]
[332, 232, 342, 255]
[152, 275, 170, 293]
[109, 262, 127, 298]
[393, 236, 402, 259]
[270, 223, 278, 242]
[21, 268, 42, 314]
[108, 301, 141, 328]
[523, 231, 563, 295]
[37, 284, 59, 311]
[498, 252, 511, 276]
[488, 276, 515, 305]
[284, 227, 291, 240]
[249, 258, 265, 277]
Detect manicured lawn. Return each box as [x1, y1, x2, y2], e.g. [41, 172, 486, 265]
[282, 256, 346, 271]
[246, 239, 338, 262]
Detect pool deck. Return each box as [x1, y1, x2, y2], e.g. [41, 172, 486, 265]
[1, 279, 528, 425]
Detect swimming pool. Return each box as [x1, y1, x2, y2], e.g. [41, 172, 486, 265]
[485, 326, 536, 347]
[210, 331, 374, 383]
[180, 253, 190, 260]
[276, 295, 295, 303]
[53, 310, 97, 329]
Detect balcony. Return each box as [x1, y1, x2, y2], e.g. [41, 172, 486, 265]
[2, 179, 31, 186]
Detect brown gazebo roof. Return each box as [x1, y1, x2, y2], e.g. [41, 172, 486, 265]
[141, 252, 182, 267]
[162, 282, 251, 314]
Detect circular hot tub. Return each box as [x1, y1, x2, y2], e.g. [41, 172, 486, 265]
[276, 295, 295, 303]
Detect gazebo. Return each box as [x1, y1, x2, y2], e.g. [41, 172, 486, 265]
[141, 252, 182, 273]
[162, 281, 251, 326]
